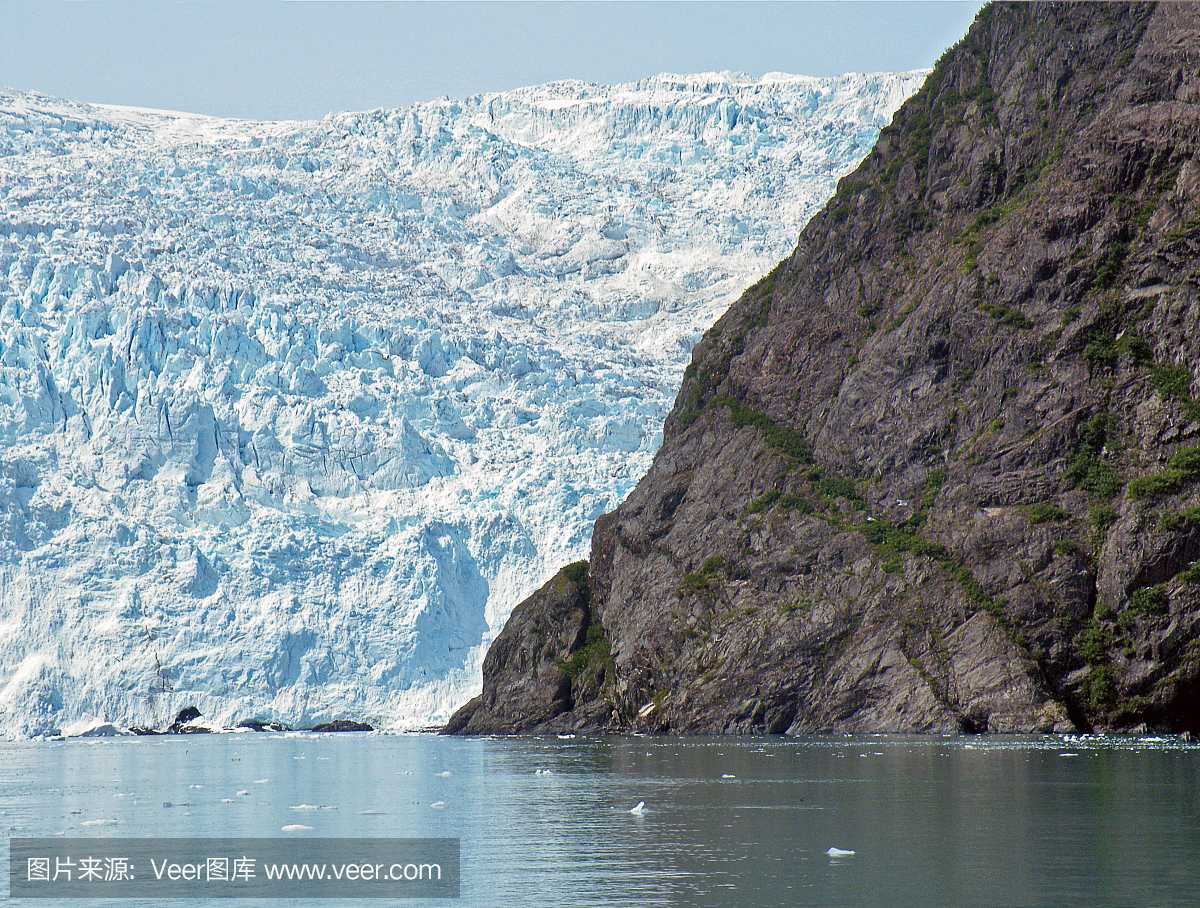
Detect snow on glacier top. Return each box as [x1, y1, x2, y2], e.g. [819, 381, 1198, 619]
[0, 69, 924, 737]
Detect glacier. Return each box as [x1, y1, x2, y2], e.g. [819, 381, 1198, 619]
[0, 70, 924, 737]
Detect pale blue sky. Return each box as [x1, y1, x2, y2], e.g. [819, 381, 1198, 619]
[1, 1, 985, 120]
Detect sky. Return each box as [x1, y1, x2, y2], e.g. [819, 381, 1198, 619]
[0, 1, 986, 121]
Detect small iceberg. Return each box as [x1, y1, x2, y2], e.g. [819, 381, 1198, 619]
[281, 824, 313, 833]
[64, 719, 127, 738]
[826, 847, 855, 857]
[629, 801, 646, 816]
[721, 773, 736, 779]
[289, 804, 321, 810]
[430, 801, 446, 810]
[435, 771, 451, 777]
[80, 818, 118, 827]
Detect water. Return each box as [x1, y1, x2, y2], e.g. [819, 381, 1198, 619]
[2, 734, 1197, 906]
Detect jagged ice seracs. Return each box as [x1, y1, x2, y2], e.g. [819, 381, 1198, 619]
[0, 70, 923, 737]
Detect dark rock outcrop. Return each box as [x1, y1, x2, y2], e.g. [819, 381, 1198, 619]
[447, 1, 1200, 736]
[310, 720, 373, 733]
[445, 562, 613, 734]
[168, 706, 205, 734]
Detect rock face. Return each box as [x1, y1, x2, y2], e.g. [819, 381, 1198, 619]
[444, 563, 612, 734]
[446, 1, 1200, 736]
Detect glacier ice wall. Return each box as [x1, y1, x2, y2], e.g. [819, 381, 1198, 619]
[0, 71, 923, 737]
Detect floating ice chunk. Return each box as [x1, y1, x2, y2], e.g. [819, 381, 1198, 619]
[281, 824, 313, 833]
[826, 847, 855, 857]
[629, 801, 645, 815]
[1060, 753, 1080, 758]
[721, 774, 736, 779]
[359, 810, 388, 815]
[435, 771, 451, 777]
[189, 784, 204, 790]
[430, 801, 445, 810]
[63, 719, 126, 738]
[289, 804, 320, 810]
[253, 779, 269, 784]
[81, 819, 118, 827]
[220, 798, 235, 803]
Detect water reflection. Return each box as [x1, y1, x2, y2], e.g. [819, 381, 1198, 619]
[0, 734, 1196, 906]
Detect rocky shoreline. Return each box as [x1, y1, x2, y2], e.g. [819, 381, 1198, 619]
[57, 707, 374, 738]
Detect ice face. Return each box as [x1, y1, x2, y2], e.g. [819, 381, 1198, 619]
[0, 71, 924, 737]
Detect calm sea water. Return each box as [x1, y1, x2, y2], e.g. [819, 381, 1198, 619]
[1, 733, 1197, 907]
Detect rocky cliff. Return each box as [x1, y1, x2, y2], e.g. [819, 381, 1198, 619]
[446, 1, 1200, 736]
